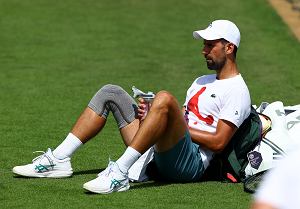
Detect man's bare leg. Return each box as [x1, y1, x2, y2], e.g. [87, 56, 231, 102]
[116, 91, 188, 173]
[71, 107, 139, 145]
[53, 107, 139, 159]
[52, 107, 106, 160]
[119, 119, 140, 146]
[130, 91, 187, 153]
[53, 84, 140, 159]
[71, 107, 107, 144]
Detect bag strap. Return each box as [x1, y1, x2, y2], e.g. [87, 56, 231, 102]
[228, 149, 242, 180]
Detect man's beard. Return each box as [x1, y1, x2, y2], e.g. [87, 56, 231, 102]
[206, 57, 226, 70]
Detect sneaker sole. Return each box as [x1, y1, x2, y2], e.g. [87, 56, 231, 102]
[13, 167, 73, 178]
[83, 183, 130, 194]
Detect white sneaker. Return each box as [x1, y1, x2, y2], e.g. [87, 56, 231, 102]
[12, 148, 73, 178]
[83, 161, 130, 194]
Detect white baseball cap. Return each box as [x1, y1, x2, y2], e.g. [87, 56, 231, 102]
[193, 20, 241, 48]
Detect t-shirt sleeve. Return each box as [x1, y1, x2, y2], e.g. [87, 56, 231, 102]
[219, 86, 251, 128]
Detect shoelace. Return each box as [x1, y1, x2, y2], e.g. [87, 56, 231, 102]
[98, 161, 115, 177]
[32, 151, 46, 163]
[31, 150, 55, 168]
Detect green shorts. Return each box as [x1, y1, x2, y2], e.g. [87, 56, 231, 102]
[154, 131, 205, 182]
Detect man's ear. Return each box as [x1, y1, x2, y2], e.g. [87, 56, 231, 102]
[225, 43, 235, 55]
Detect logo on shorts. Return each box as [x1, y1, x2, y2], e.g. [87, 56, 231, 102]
[210, 94, 216, 98]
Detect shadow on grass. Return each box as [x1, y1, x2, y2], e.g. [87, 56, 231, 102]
[73, 169, 104, 176]
[130, 180, 170, 190]
[11, 168, 104, 179]
[13, 175, 36, 179]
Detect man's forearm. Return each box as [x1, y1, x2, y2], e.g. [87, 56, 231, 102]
[188, 119, 237, 153]
[189, 127, 223, 152]
[182, 107, 236, 152]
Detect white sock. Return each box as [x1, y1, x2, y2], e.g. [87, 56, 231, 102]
[116, 146, 141, 174]
[53, 133, 83, 160]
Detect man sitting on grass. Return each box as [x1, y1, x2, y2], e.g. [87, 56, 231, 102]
[13, 19, 251, 194]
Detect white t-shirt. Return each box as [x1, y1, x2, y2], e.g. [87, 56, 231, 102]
[254, 145, 300, 209]
[183, 74, 251, 168]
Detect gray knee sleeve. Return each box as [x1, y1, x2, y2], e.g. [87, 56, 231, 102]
[88, 84, 138, 129]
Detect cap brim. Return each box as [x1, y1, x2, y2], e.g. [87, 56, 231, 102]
[193, 29, 222, 40]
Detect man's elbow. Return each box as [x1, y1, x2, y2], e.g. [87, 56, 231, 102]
[211, 143, 226, 153]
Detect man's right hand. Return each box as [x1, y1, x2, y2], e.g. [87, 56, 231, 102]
[137, 98, 150, 121]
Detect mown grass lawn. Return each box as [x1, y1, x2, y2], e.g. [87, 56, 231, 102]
[1, 0, 299, 208]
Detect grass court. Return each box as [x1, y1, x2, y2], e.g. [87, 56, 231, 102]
[1, 0, 300, 208]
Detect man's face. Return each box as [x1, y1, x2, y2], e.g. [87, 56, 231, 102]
[202, 39, 227, 70]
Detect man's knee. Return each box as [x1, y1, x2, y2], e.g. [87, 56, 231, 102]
[151, 91, 177, 113]
[99, 84, 124, 94]
[89, 84, 137, 127]
[89, 84, 127, 116]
